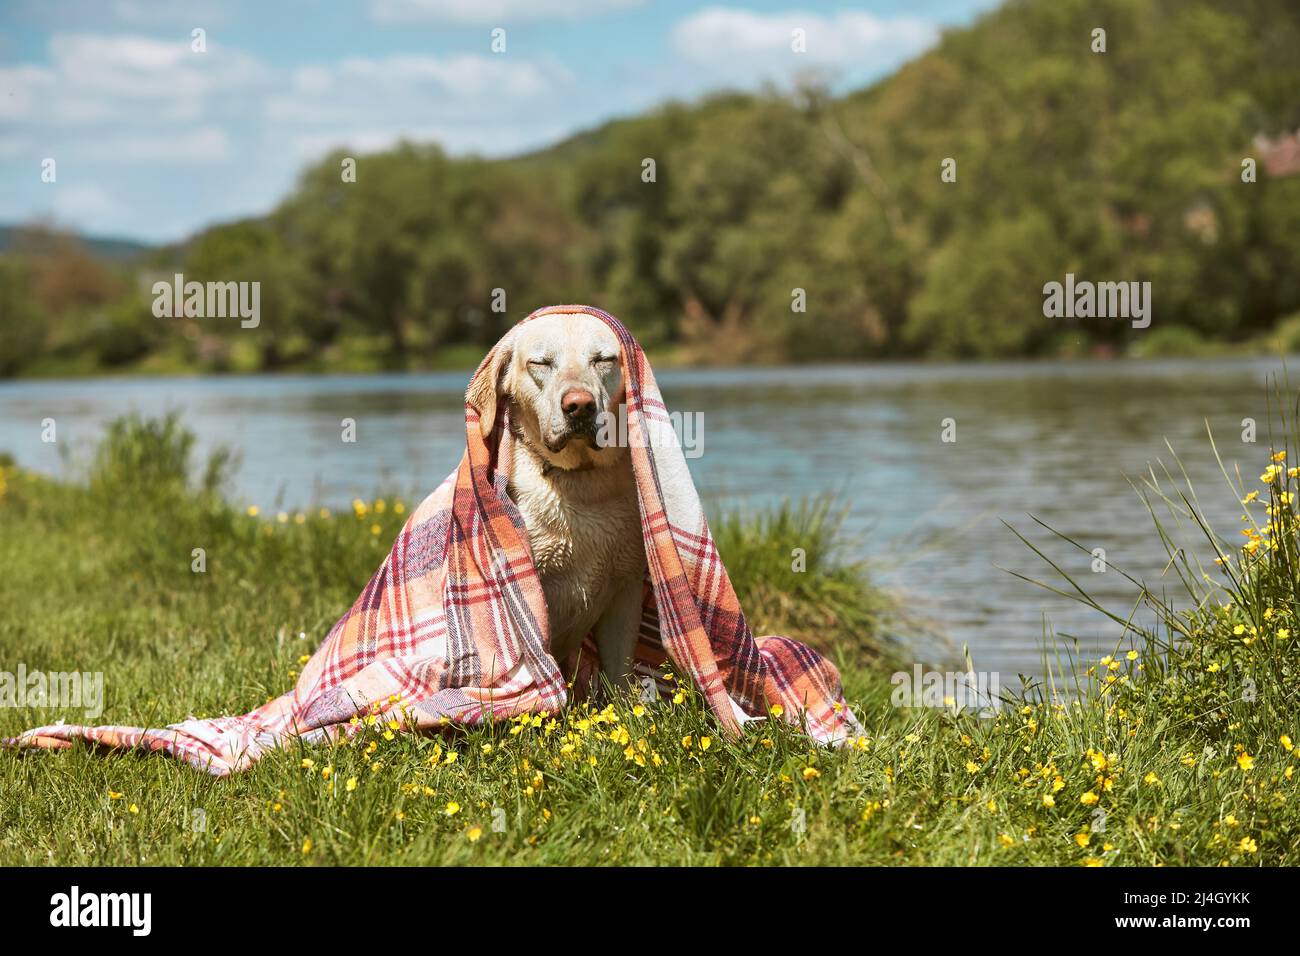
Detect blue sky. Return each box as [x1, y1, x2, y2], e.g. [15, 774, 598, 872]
[0, 0, 998, 242]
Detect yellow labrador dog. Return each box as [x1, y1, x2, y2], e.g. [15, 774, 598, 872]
[467, 312, 646, 688]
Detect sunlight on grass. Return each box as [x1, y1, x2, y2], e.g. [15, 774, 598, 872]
[0, 414, 1297, 865]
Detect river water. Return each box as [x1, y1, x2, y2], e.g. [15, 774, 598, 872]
[2, 356, 1290, 679]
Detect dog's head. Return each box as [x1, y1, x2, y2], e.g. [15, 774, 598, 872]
[467, 312, 627, 471]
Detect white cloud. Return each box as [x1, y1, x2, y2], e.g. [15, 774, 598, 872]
[371, 0, 641, 24]
[98, 126, 233, 164]
[269, 54, 571, 118]
[0, 65, 56, 121]
[49, 32, 268, 103]
[0, 135, 35, 159]
[265, 54, 574, 151]
[51, 33, 201, 96]
[110, 0, 229, 25]
[338, 54, 565, 99]
[49, 183, 129, 224]
[6, 27, 584, 239]
[671, 7, 938, 85]
[2, 33, 270, 127]
[14, 0, 230, 28]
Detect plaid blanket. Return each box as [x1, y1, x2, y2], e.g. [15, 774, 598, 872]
[10, 305, 863, 775]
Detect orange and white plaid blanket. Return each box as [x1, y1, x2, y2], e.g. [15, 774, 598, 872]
[10, 305, 863, 775]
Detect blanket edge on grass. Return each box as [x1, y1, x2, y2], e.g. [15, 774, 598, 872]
[7, 304, 864, 774]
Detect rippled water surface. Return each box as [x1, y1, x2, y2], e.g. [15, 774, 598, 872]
[2, 356, 1289, 677]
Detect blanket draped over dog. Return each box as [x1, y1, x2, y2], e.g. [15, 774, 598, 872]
[10, 305, 863, 775]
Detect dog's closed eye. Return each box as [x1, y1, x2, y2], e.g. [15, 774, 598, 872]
[527, 357, 554, 380]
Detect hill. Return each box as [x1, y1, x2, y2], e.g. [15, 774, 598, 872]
[0, 225, 153, 264]
[2, 0, 1299, 376]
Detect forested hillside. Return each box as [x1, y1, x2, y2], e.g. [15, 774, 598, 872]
[3, 0, 1299, 376]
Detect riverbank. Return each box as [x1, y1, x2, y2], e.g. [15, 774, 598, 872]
[1, 355, 1287, 678]
[7, 322, 1300, 381]
[0, 417, 1297, 864]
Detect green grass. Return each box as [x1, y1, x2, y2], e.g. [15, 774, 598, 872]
[0, 415, 1297, 865]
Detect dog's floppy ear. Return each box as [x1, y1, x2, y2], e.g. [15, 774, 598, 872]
[466, 338, 514, 439]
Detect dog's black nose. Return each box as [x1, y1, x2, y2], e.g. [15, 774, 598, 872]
[561, 388, 597, 418]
